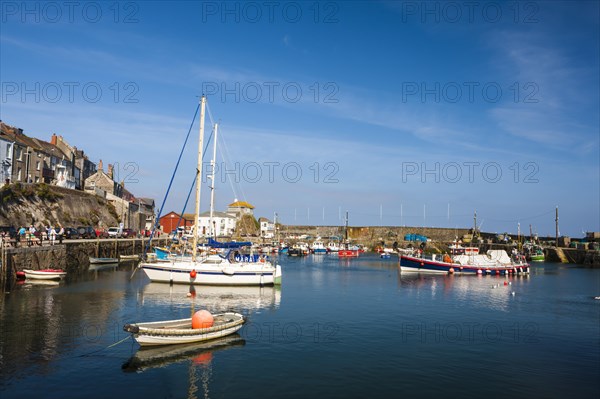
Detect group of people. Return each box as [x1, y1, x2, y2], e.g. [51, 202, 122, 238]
[16, 225, 65, 246]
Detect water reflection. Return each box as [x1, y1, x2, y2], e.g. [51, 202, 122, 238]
[122, 334, 245, 399]
[136, 283, 282, 313]
[396, 267, 531, 311]
[88, 262, 119, 272]
[122, 334, 245, 373]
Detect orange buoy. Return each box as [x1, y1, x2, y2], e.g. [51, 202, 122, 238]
[192, 310, 214, 329]
[190, 269, 197, 278]
[448, 268, 455, 274]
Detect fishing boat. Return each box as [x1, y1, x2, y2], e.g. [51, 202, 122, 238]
[123, 312, 245, 346]
[523, 243, 545, 262]
[529, 247, 545, 262]
[23, 269, 66, 280]
[399, 249, 530, 275]
[287, 242, 308, 256]
[326, 241, 340, 252]
[338, 247, 360, 257]
[310, 239, 327, 254]
[338, 212, 360, 258]
[89, 257, 119, 264]
[137, 97, 282, 286]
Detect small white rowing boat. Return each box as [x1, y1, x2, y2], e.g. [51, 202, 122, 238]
[23, 269, 66, 280]
[89, 257, 119, 264]
[123, 312, 245, 346]
[119, 254, 140, 261]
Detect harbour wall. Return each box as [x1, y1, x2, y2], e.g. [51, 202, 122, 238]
[0, 237, 169, 287]
[279, 225, 472, 243]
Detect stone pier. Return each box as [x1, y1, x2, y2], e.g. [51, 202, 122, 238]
[0, 237, 169, 287]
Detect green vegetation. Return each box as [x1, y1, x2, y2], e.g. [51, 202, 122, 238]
[0, 183, 63, 203]
[35, 183, 63, 202]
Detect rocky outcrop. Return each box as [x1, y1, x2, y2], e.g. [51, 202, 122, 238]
[0, 183, 119, 229]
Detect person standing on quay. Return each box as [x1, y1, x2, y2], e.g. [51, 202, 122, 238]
[57, 225, 64, 244]
[18, 226, 26, 247]
[27, 225, 36, 247]
[49, 226, 56, 246]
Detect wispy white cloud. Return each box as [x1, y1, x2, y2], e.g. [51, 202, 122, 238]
[486, 30, 599, 153]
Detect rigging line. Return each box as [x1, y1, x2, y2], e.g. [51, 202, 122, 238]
[206, 101, 215, 128]
[143, 103, 199, 257]
[222, 126, 247, 203]
[216, 125, 241, 201]
[170, 126, 216, 243]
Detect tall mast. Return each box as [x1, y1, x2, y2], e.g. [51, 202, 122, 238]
[473, 210, 477, 242]
[345, 211, 349, 241]
[529, 224, 533, 242]
[192, 96, 206, 261]
[555, 206, 559, 247]
[209, 122, 218, 239]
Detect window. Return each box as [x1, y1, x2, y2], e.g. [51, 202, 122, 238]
[17, 167, 22, 180]
[36, 161, 41, 170]
[16, 147, 22, 161]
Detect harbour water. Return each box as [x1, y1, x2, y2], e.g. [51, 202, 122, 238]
[1, 255, 599, 398]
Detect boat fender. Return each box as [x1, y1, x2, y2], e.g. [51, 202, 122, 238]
[260, 257, 265, 263]
[190, 269, 197, 278]
[448, 268, 454, 274]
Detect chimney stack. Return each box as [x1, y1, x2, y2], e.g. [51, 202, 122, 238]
[50, 133, 57, 145]
[98, 159, 103, 172]
[108, 164, 114, 179]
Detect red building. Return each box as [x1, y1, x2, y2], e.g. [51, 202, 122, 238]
[159, 211, 194, 234]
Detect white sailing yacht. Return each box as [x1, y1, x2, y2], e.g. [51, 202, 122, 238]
[139, 96, 282, 286]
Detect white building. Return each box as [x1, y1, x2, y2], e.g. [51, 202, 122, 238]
[197, 211, 237, 237]
[54, 163, 76, 189]
[259, 217, 275, 239]
[227, 200, 255, 218]
[0, 137, 13, 186]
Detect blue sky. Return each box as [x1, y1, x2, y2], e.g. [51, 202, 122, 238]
[1, 1, 598, 237]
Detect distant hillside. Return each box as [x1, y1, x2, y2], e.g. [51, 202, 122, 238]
[0, 183, 119, 229]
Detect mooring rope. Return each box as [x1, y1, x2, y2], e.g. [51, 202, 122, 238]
[67, 334, 133, 358]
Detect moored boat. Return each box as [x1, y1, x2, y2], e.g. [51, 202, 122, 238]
[141, 251, 282, 286]
[399, 249, 530, 275]
[123, 312, 245, 346]
[23, 269, 67, 280]
[89, 257, 119, 264]
[523, 243, 545, 262]
[137, 97, 282, 287]
[311, 240, 327, 254]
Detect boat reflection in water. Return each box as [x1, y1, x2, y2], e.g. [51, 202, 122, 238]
[122, 334, 245, 373]
[136, 283, 282, 313]
[397, 267, 531, 312]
